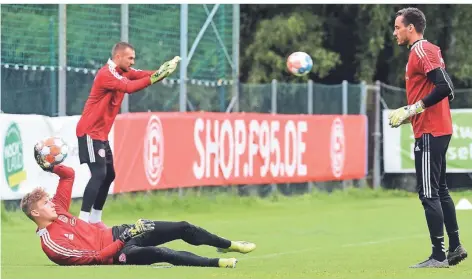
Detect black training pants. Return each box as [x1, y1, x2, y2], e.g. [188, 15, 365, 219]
[111, 221, 231, 266]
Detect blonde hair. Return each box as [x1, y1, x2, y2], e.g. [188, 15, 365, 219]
[20, 187, 48, 221]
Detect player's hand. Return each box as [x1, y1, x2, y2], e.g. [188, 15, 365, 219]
[150, 56, 181, 84]
[388, 101, 424, 128]
[33, 144, 54, 172]
[118, 219, 155, 242]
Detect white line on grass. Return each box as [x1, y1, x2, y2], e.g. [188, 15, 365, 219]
[239, 233, 427, 261]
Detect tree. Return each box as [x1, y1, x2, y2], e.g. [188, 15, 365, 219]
[244, 11, 340, 83]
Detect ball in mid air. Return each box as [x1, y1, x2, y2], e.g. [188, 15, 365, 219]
[287, 52, 313, 76]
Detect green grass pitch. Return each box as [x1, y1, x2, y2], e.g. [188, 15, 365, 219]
[2, 188, 472, 279]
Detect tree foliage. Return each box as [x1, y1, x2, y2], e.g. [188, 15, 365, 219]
[245, 11, 340, 83]
[240, 4, 472, 88]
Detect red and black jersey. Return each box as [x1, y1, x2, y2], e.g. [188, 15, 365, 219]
[405, 40, 452, 138]
[76, 59, 154, 141]
[36, 165, 124, 265]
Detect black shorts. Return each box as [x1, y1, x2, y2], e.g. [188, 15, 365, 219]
[77, 135, 113, 165]
[414, 133, 451, 199]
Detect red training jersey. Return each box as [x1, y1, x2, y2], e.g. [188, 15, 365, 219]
[405, 40, 452, 138]
[36, 165, 124, 265]
[76, 59, 154, 141]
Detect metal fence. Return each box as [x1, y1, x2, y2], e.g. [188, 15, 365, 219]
[0, 4, 238, 116]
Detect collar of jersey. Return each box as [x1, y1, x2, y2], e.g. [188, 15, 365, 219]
[107, 59, 124, 74]
[36, 228, 47, 237]
[409, 39, 427, 51]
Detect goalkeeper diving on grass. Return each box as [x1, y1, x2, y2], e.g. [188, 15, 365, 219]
[19, 145, 256, 267]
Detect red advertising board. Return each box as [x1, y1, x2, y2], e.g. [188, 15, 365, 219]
[113, 112, 367, 193]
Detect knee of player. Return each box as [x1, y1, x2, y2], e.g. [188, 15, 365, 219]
[90, 165, 108, 181]
[178, 221, 194, 231]
[438, 188, 451, 198]
[106, 168, 116, 182]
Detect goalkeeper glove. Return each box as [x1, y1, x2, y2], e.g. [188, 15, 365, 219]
[33, 145, 54, 172]
[150, 56, 181, 84]
[388, 100, 425, 128]
[118, 219, 155, 242]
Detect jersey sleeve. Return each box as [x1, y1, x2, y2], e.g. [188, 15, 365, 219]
[51, 165, 75, 212]
[414, 43, 443, 75]
[127, 67, 154, 80]
[43, 237, 125, 266]
[99, 67, 151, 94]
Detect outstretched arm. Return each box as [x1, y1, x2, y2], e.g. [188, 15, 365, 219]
[51, 165, 75, 212]
[126, 67, 155, 80]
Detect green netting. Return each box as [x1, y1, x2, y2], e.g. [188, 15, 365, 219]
[277, 82, 309, 114]
[188, 4, 233, 81]
[1, 4, 58, 66]
[129, 4, 180, 76]
[1, 4, 234, 81]
[66, 4, 121, 68]
[313, 83, 344, 114]
[347, 83, 363, 114]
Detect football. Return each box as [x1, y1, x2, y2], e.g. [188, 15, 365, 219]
[286, 51, 313, 76]
[35, 137, 69, 167]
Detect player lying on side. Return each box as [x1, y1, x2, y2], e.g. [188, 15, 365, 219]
[20, 149, 256, 267]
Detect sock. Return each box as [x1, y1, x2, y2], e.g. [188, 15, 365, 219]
[89, 209, 102, 224]
[431, 235, 446, 261]
[439, 192, 461, 251]
[448, 230, 461, 252]
[79, 211, 90, 222]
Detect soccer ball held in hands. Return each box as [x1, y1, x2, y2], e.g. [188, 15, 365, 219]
[34, 137, 69, 169]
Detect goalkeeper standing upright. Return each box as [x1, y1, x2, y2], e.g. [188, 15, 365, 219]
[76, 42, 180, 227]
[390, 7, 467, 268]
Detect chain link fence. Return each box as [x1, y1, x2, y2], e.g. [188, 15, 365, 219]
[1, 4, 234, 116]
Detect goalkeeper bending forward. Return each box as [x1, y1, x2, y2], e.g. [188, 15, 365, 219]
[20, 153, 256, 267]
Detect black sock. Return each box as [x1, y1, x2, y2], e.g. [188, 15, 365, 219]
[422, 198, 446, 260]
[447, 230, 461, 252]
[431, 235, 446, 261]
[439, 193, 461, 252]
[81, 162, 107, 212]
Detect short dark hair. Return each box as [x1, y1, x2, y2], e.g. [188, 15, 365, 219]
[111, 42, 135, 57]
[396, 7, 426, 34]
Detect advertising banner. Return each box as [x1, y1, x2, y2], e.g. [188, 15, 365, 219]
[113, 112, 368, 193]
[0, 114, 114, 200]
[383, 109, 472, 173]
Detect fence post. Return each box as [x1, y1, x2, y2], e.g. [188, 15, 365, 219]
[178, 4, 188, 198]
[342, 80, 348, 115]
[120, 4, 129, 114]
[307, 79, 314, 192]
[271, 79, 277, 193]
[232, 4, 240, 112]
[360, 80, 367, 115]
[373, 80, 381, 189]
[1, 5, 3, 113]
[180, 4, 188, 114]
[341, 80, 348, 189]
[271, 79, 277, 114]
[58, 4, 67, 116]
